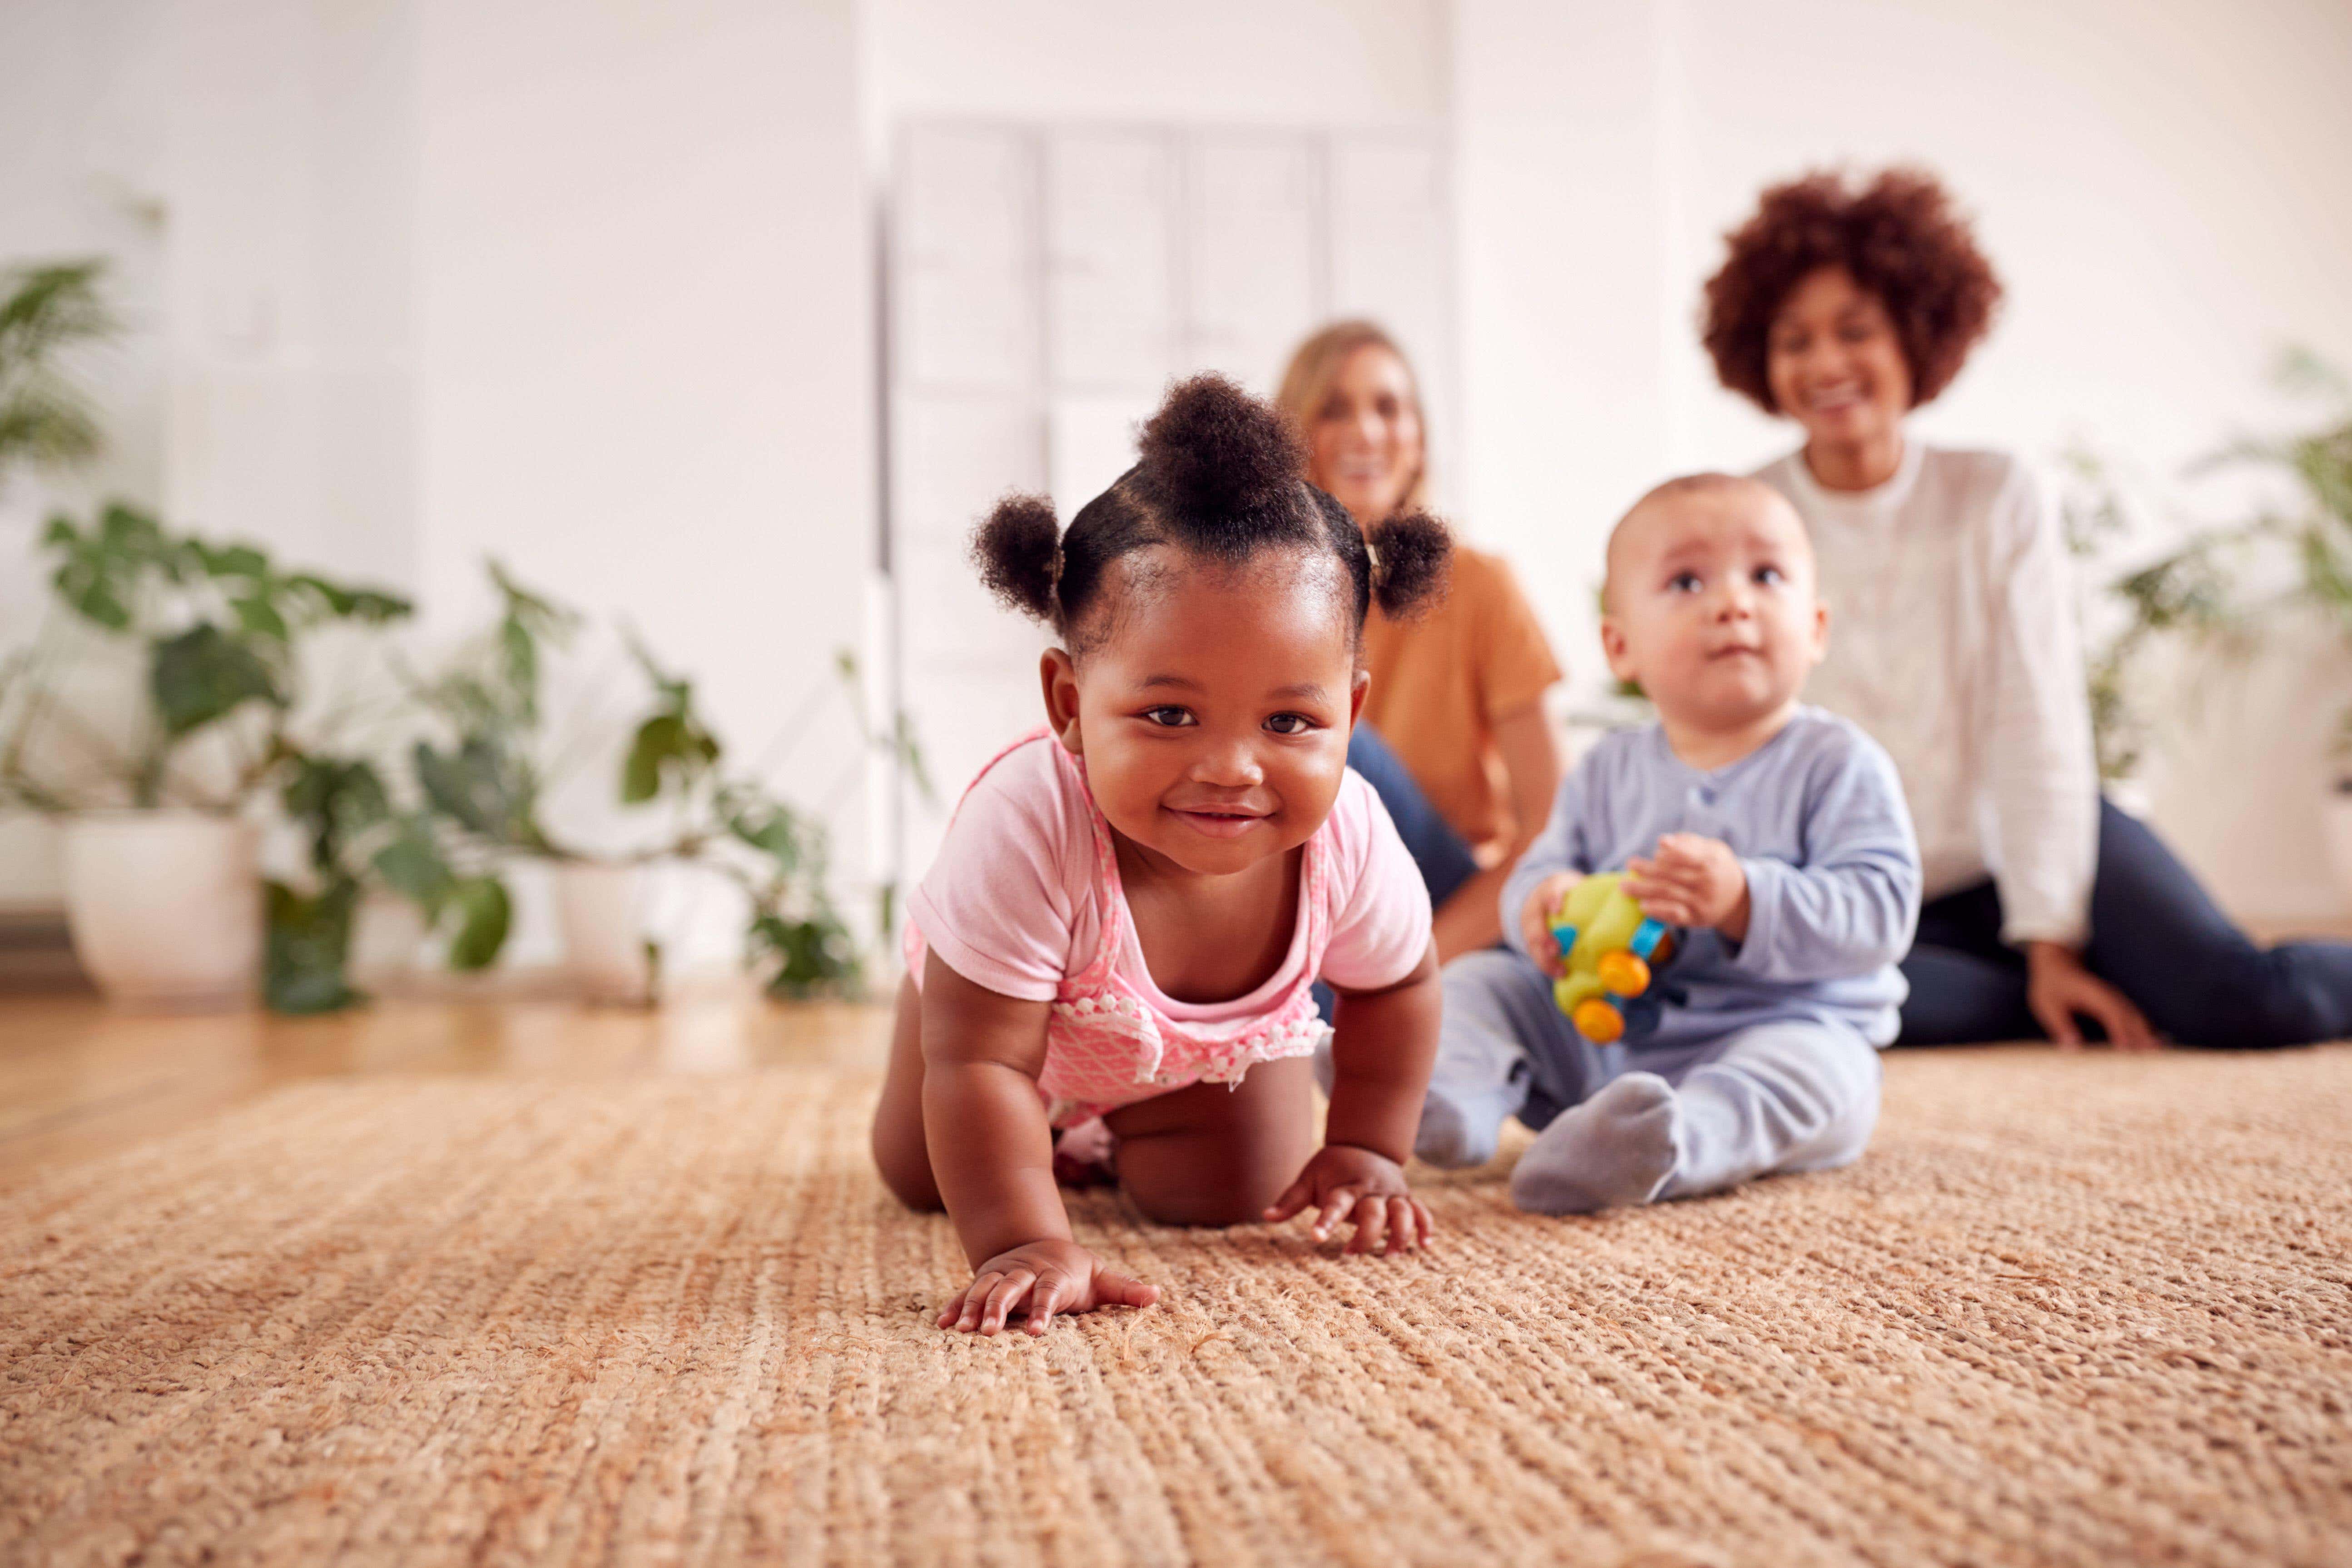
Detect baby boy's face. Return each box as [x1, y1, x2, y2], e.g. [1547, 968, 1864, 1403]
[1601, 482, 1828, 736]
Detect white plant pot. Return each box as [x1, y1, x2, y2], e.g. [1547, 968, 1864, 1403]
[348, 890, 432, 988]
[2325, 790, 2352, 914]
[555, 860, 658, 1006]
[60, 812, 262, 1010]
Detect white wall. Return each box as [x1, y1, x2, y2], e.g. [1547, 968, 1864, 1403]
[863, 0, 1449, 134]
[411, 0, 872, 962]
[862, 0, 1456, 463]
[2, 0, 875, 957]
[163, 0, 418, 595]
[10, 0, 2349, 925]
[0, 0, 173, 906]
[1454, 0, 2352, 920]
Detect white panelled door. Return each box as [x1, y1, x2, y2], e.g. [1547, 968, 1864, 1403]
[885, 119, 1453, 901]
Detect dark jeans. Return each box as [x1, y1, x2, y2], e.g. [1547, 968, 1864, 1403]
[1345, 723, 1481, 912]
[1900, 798, 2352, 1048]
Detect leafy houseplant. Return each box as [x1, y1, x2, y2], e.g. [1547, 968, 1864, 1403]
[618, 640, 865, 998]
[0, 503, 417, 1009]
[411, 562, 885, 1001]
[0, 259, 113, 485]
[2058, 452, 2246, 786]
[2060, 352, 2352, 903]
[2210, 354, 2352, 771]
[2211, 355, 2352, 907]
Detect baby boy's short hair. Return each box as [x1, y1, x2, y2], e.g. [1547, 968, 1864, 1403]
[1602, 473, 1808, 611]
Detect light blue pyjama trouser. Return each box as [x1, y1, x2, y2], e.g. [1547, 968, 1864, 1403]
[1419, 948, 1883, 1201]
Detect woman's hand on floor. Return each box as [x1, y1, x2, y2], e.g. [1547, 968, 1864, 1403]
[1264, 1144, 1435, 1255]
[937, 1239, 1158, 1336]
[2025, 942, 2161, 1051]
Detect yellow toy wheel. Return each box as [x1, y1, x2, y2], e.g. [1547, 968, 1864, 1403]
[1595, 951, 1651, 997]
[1571, 998, 1626, 1043]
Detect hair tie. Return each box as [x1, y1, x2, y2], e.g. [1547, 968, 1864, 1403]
[1048, 541, 1066, 598]
[1365, 538, 1383, 580]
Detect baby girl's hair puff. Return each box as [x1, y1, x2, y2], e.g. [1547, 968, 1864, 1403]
[971, 493, 1060, 621]
[1363, 508, 1449, 620]
[970, 373, 1450, 653]
[1133, 375, 1302, 546]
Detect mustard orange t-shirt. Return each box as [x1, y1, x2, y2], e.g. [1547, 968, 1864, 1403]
[1361, 544, 1564, 853]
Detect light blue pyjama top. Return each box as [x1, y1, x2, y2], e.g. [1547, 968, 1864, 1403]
[1498, 707, 1924, 1048]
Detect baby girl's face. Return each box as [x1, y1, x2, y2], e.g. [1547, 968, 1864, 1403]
[1602, 484, 1827, 735]
[1043, 547, 1365, 878]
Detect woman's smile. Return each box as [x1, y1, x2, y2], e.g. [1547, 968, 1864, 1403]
[1800, 377, 1871, 414]
[1305, 344, 1426, 526]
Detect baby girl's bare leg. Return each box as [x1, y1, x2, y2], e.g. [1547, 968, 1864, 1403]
[1104, 1057, 1316, 1226]
[870, 976, 943, 1211]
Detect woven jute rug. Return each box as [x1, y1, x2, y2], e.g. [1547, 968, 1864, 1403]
[4, 1047, 2350, 1566]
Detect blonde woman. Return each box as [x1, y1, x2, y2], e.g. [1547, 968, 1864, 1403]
[1276, 322, 1565, 959]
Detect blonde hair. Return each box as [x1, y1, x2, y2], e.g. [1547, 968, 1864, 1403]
[1273, 319, 1430, 515]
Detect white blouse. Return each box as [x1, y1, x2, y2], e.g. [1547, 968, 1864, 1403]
[1756, 441, 2098, 948]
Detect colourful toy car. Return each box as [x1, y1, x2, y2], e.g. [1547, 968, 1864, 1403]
[1549, 872, 1679, 1044]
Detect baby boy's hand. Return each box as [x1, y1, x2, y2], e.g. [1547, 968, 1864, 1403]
[1264, 1144, 1434, 1255]
[1518, 871, 1583, 977]
[1624, 833, 1752, 942]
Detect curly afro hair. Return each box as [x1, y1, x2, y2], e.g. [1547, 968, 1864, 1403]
[1700, 166, 2003, 414]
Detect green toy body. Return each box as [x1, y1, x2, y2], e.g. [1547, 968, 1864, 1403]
[1548, 872, 1678, 1043]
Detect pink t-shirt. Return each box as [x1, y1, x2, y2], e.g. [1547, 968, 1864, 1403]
[911, 732, 1431, 1016]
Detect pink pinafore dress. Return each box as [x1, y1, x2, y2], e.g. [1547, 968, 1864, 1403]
[903, 731, 1335, 1127]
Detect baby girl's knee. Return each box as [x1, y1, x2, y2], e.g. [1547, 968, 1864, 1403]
[1116, 1123, 1311, 1226]
[1122, 1151, 1295, 1226]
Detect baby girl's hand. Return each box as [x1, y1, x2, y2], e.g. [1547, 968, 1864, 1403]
[1264, 1144, 1435, 1255]
[1518, 871, 1583, 977]
[1624, 833, 1751, 941]
[937, 1238, 1158, 1336]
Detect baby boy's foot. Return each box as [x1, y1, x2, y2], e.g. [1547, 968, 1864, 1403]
[1508, 1072, 1681, 1215]
[1414, 1087, 1511, 1169]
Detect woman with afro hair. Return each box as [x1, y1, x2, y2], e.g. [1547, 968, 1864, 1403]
[1703, 165, 2352, 1051]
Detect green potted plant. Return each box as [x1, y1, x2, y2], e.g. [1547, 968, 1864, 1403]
[0, 504, 412, 1007]
[560, 639, 868, 1004]
[2209, 353, 2352, 903]
[2061, 352, 2352, 903]
[411, 562, 891, 1004]
[1, 259, 113, 483]
[2057, 449, 2245, 806]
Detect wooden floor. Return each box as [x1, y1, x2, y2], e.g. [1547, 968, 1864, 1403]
[0, 982, 894, 1192]
[8, 911, 2351, 1193]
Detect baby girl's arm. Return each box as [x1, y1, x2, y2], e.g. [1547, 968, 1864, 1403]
[919, 954, 1064, 1258]
[1266, 941, 1443, 1254]
[920, 953, 1157, 1333]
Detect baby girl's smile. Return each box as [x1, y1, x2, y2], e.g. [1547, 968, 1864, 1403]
[1165, 801, 1274, 839]
[1054, 549, 1364, 879]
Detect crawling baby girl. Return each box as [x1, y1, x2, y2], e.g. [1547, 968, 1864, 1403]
[872, 376, 1452, 1335]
